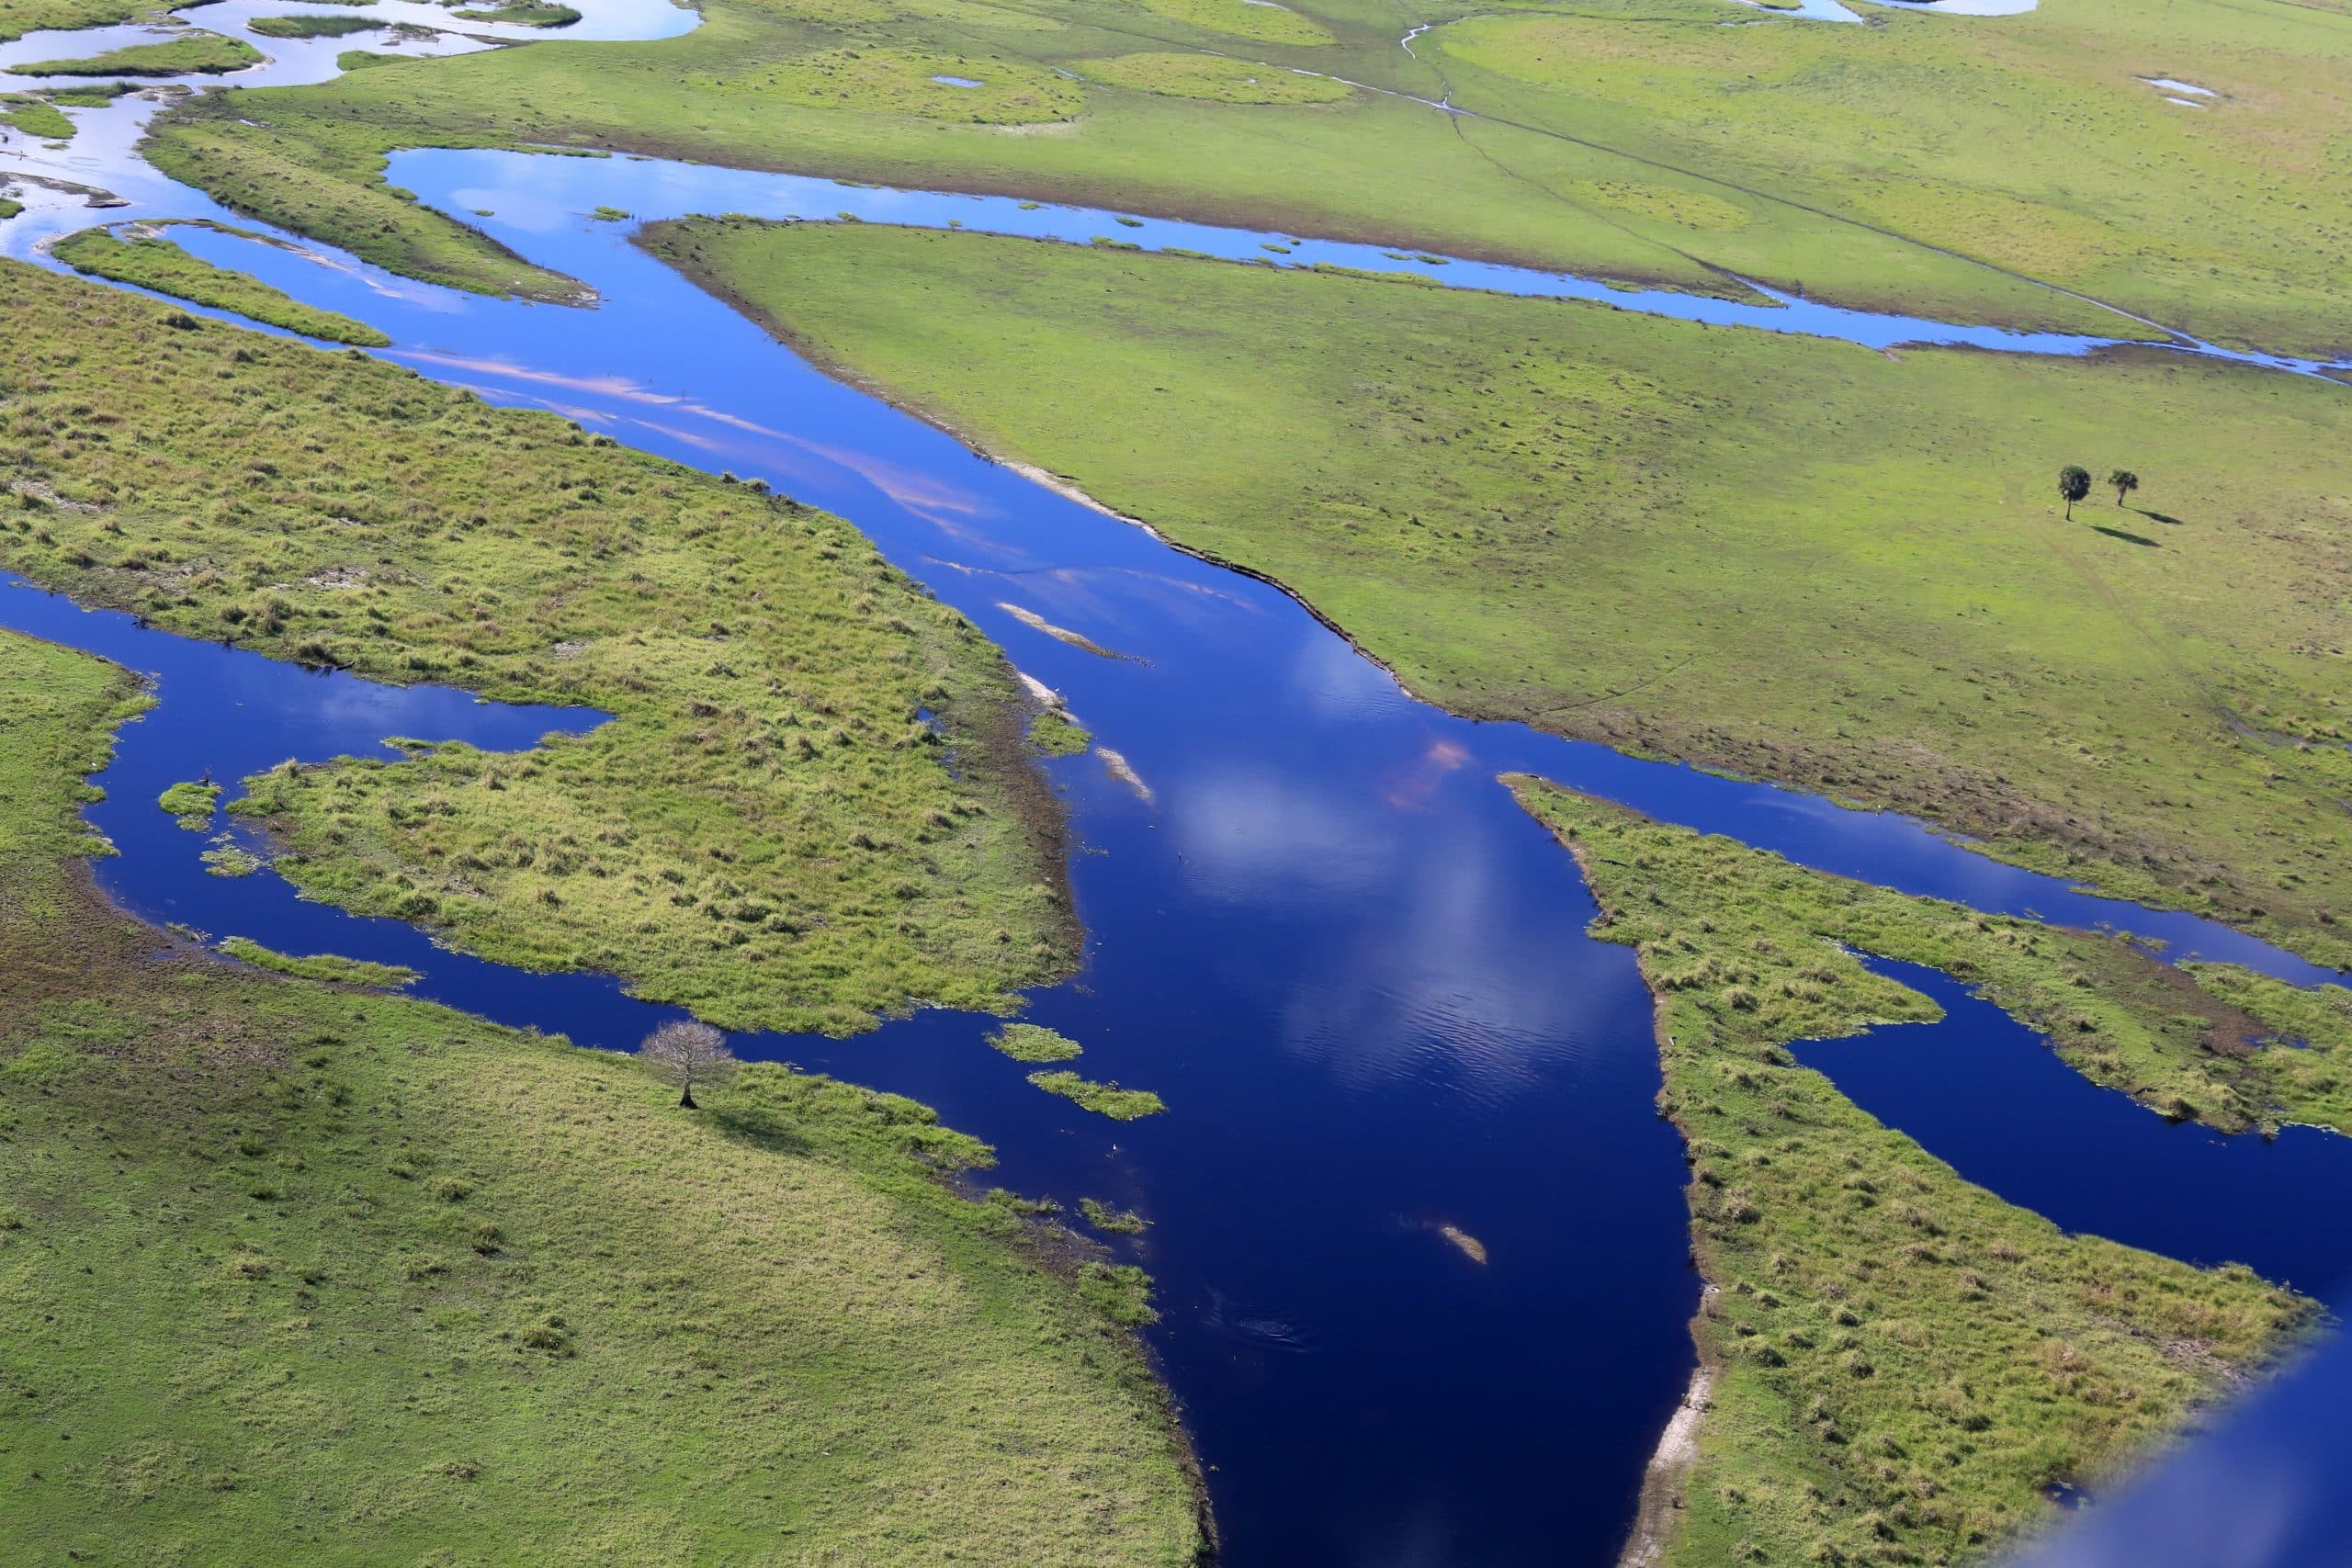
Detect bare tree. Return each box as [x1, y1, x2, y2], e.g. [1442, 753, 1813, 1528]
[642, 1020, 738, 1110]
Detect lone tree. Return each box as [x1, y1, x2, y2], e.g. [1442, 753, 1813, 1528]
[2058, 465, 2092, 519]
[642, 1020, 738, 1110]
[2109, 468, 2140, 507]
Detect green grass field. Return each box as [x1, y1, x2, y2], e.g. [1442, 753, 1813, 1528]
[634, 220, 2352, 968]
[0, 624, 1204, 1565]
[1512, 779, 2313, 1568]
[0, 258, 1075, 1034]
[51, 223, 392, 345]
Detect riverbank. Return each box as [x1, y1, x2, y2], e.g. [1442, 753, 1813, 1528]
[1510, 778, 2316, 1568]
[626, 220, 2352, 971]
[0, 623, 1208, 1563]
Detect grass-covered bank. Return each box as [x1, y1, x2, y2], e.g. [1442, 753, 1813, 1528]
[1510, 779, 2315, 1568]
[631, 220, 2352, 969]
[0, 258, 1075, 1034]
[0, 624, 1206, 1564]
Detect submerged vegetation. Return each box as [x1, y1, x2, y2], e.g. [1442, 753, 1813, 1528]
[0, 260, 1074, 1034]
[51, 224, 393, 346]
[1511, 778, 2314, 1568]
[645, 221, 2352, 969]
[0, 623, 1204, 1564]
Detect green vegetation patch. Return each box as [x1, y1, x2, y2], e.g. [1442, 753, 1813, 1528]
[0, 260, 1075, 1036]
[639, 220, 2352, 969]
[0, 93, 74, 139]
[7, 31, 263, 76]
[0, 0, 144, 43]
[1511, 779, 2314, 1568]
[2178, 964, 2352, 1132]
[51, 224, 393, 346]
[1130, 0, 1330, 47]
[40, 79, 133, 104]
[1029, 705, 1090, 756]
[218, 933, 419, 987]
[248, 11, 379, 37]
[156, 777, 220, 829]
[989, 1021, 1083, 1062]
[0, 197, 19, 221]
[1081, 1196, 1148, 1234]
[1027, 1069, 1165, 1120]
[0, 625, 1203, 1564]
[1076, 51, 1349, 105]
[450, 0, 580, 25]
[684, 48, 1081, 124]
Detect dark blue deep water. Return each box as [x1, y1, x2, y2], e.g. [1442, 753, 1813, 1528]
[4, 56, 2351, 1566]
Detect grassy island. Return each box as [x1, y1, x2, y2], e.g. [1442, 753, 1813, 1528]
[1510, 777, 2314, 1568]
[0, 624, 1204, 1563]
[0, 259, 1075, 1035]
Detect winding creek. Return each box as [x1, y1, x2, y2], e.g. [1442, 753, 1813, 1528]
[6, 5, 2352, 1563]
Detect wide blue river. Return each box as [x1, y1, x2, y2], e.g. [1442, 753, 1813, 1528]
[4, 9, 2349, 1563]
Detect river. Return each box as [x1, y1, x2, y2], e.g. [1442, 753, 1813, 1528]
[4, 6, 2349, 1563]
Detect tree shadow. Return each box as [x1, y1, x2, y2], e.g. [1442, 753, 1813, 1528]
[2134, 509, 2185, 526]
[2092, 525, 2160, 547]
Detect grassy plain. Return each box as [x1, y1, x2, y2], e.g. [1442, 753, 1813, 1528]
[51, 223, 393, 345]
[139, 0, 2186, 336]
[638, 221, 2352, 967]
[0, 624, 1204, 1565]
[0, 258, 1073, 1034]
[8, 30, 261, 74]
[1511, 779, 2313, 1568]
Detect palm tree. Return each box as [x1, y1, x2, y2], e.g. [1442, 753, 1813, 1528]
[2109, 468, 2140, 507]
[2058, 465, 2092, 519]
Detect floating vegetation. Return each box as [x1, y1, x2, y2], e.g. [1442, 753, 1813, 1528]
[157, 778, 220, 829]
[219, 934, 419, 987]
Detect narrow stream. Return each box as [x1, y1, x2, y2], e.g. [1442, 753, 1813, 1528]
[5, 8, 2351, 1564]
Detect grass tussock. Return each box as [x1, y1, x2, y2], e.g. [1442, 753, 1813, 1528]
[1511, 777, 2315, 1568]
[0, 261, 1073, 1035]
[0, 621, 1204, 1565]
